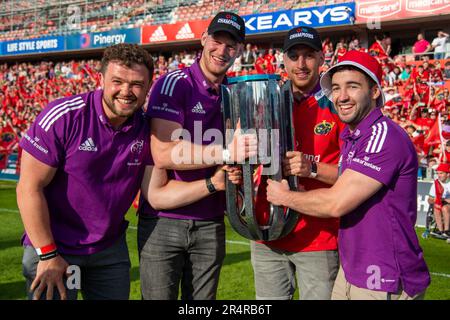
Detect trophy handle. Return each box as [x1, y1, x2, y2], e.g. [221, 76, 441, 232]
[221, 84, 256, 240]
[274, 79, 299, 240]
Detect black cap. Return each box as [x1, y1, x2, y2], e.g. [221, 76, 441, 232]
[283, 26, 322, 52]
[208, 11, 245, 43]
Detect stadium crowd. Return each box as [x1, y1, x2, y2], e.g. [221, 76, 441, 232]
[0, 0, 349, 41]
[1, 33, 450, 173]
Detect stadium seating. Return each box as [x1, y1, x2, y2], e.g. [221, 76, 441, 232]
[0, 0, 342, 40]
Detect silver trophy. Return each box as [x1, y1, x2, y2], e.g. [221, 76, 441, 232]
[221, 74, 299, 241]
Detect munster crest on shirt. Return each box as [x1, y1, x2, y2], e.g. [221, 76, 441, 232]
[314, 120, 335, 135]
[130, 140, 144, 154]
[128, 140, 144, 167]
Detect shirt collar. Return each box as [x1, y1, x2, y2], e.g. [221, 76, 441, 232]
[294, 81, 321, 103]
[340, 108, 384, 141]
[190, 57, 228, 95]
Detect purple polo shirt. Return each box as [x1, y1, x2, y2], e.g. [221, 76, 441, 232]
[339, 108, 430, 297]
[20, 90, 151, 255]
[141, 58, 225, 220]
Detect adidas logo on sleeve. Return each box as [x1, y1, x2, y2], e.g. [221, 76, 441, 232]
[79, 138, 98, 152]
[191, 102, 206, 114]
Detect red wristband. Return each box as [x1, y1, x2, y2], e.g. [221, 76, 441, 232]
[35, 243, 57, 256]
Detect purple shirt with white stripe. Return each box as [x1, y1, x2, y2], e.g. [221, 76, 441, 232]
[339, 108, 430, 297]
[20, 90, 151, 255]
[141, 58, 226, 220]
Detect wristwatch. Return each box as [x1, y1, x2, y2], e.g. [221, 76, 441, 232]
[309, 161, 318, 178]
[206, 177, 217, 194]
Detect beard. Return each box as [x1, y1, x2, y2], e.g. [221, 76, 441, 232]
[337, 96, 374, 128]
[102, 94, 140, 119]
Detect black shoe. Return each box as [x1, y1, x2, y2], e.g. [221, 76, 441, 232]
[444, 231, 450, 238]
[430, 230, 445, 238]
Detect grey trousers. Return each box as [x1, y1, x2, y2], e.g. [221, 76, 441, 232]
[138, 215, 225, 300]
[22, 234, 131, 300]
[251, 241, 339, 300]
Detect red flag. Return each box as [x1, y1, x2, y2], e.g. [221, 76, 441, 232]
[425, 113, 447, 162]
[0, 124, 19, 151]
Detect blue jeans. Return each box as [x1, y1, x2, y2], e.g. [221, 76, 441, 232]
[22, 234, 131, 300]
[138, 215, 225, 300]
[434, 52, 445, 60]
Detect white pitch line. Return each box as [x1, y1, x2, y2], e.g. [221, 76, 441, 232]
[3, 208, 450, 278]
[431, 272, 450, 278]
[226, 240, 250, 246]
[0, 208, 19, 213]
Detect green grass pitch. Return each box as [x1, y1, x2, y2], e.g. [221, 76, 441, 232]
[0, 180, 449, 300]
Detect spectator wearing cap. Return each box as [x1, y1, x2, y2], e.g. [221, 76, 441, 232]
[266, 50, 430, 300]
[250, 26, 345, 300]
[428, 163, 450, 238]
[138, 11, 252, 300]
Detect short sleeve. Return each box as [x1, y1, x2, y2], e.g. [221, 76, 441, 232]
[146, 70, 188, 126]
[19, 102, 68, 168]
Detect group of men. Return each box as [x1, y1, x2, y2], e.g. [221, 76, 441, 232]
[17, 11, 430, 300]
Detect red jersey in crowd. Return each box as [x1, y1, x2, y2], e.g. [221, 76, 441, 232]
[336, 47, 347, 60]
[254, 56, 266, 74]
[413, 116, 435, 133]
[264, 53, 276, 74]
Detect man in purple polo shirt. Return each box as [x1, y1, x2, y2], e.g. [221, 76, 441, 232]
[138, 11, 254, 300]
[265, 50, 430, 299]
[17, 44, 153, 300]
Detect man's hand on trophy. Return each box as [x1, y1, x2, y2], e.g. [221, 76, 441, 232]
[224, 165, 242, 185]
[227, 119, 258, 163]
[266, 179, 290, 206]
[283, 151, 312, 177]
[211, 166, 242, 190]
